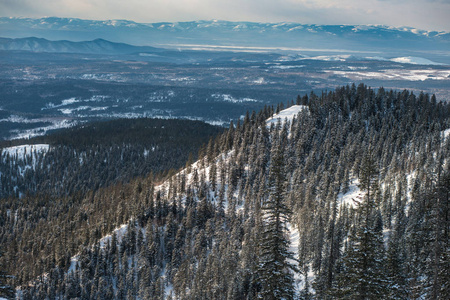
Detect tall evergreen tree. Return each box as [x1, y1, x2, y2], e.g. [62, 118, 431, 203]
[0, 249, 15, 300]
[427, 169, 450, 299]
[332, 155, 388, 299]
[258, 135, 298, 299]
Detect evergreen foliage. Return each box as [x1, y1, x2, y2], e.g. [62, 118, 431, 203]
[331, 156, 388, 299]
[258, 124, 298, 299]
[0, 249, 15, 299]
[0, 84, 449, 299]
[0, 118, 223, 198]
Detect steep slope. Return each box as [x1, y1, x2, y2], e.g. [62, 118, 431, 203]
[4, 85, 450, 299]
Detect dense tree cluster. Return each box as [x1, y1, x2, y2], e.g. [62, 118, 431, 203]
[0, 118, 224, 198]
[1, 84, 449, 299]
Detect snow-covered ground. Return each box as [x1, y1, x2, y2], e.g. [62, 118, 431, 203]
[42, 95, 110, 111]
[299, 54, 446, 66]
[266, 105, 308, 125]
[269, 64, 305, 69]
[287, 223, 302, 294]
[390, 56, 443, 65]
[1, 144, 51, 197]
[98, 223, 130, 250]
[5, 119, 77, 140]
[305, 54, 352, 62]
[59, 106, 109, 115]
[211, 93, 260, 103]
[442, 128, 450, 140]
[326, 68, 450, 81]
[1, 144, 50, 160]
[337, 178, 363, 208]
[68, 223, 130, 274]
[156, 104, 310, 203]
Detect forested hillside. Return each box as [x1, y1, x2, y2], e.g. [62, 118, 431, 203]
[1, 84, 449, 299]
[0, 118, 224, 198]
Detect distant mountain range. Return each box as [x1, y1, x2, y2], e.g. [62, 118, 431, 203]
[1, 17, 449, 52]
[0, 37, 161, 54]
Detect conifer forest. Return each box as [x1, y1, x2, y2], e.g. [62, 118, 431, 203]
[1, 84, 449, 299]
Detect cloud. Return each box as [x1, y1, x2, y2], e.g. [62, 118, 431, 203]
[1, 0, 449, 31]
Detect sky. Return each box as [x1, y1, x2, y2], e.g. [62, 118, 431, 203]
[1, 0, 450, 31]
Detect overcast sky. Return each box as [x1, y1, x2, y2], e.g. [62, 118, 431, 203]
[1, 0, 449, 31]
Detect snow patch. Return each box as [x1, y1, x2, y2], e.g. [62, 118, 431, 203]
[287, 223, 301, 294]
[269, 65, 305, 69]
[390, 56, 444, 65]
[211, 94, 259, 103]
[43, 95, 110, 111]
[1, 144, 50, 160]
[59, 106, 108, 115]
[68, 256, 80, 274]
[306, 54, 351, 62]
[7, 119, 76, 140]
[442, 128, 450, 140]
[68, 224, 130, 275]
[253, 77, 265, 84]
[327, 69, 450, 81]
[337, 178, 362, 208]
[0, 115, 42, 123]
[99, 224, 129, 250]
[42, 97, 80, 110]
[266, 105, 308, 126]
[405, 171, 417, 212]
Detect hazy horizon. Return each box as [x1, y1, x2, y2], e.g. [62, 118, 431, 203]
[2, 16, 449, 33]
[1, 0, 449, 31]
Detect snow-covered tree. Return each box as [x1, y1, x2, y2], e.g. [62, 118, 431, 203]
[332, 155, 388, 299]
[258, 130, 298, 299]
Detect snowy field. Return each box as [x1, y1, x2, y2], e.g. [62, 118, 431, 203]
[326, 68, 450, 81]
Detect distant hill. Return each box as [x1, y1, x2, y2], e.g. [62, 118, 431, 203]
[0, 36, 162, 54]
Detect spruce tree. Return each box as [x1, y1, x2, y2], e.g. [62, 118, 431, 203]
[332, 155, 388, 299]
[258, 135, 298, 299]
[427, 169, 450, 299]
[0, 249, 15, 300]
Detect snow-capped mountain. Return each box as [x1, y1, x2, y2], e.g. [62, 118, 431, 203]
[1, 17, 449, 53]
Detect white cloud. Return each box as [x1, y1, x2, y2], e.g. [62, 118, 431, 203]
[0, 0, 449, 31]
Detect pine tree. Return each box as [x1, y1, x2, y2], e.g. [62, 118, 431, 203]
[258, 137, 298, 300]
[332, 155, 388, 299]
[427, 169, 450, 299]
[385, 186, 408, 299]
[0, 249, 15, 299]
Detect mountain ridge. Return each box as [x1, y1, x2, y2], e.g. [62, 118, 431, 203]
[1, 17, 449, 52]
[2, 17, 448, 36]
[5, 85, 448, 299]
[0, 36, 162, 54]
